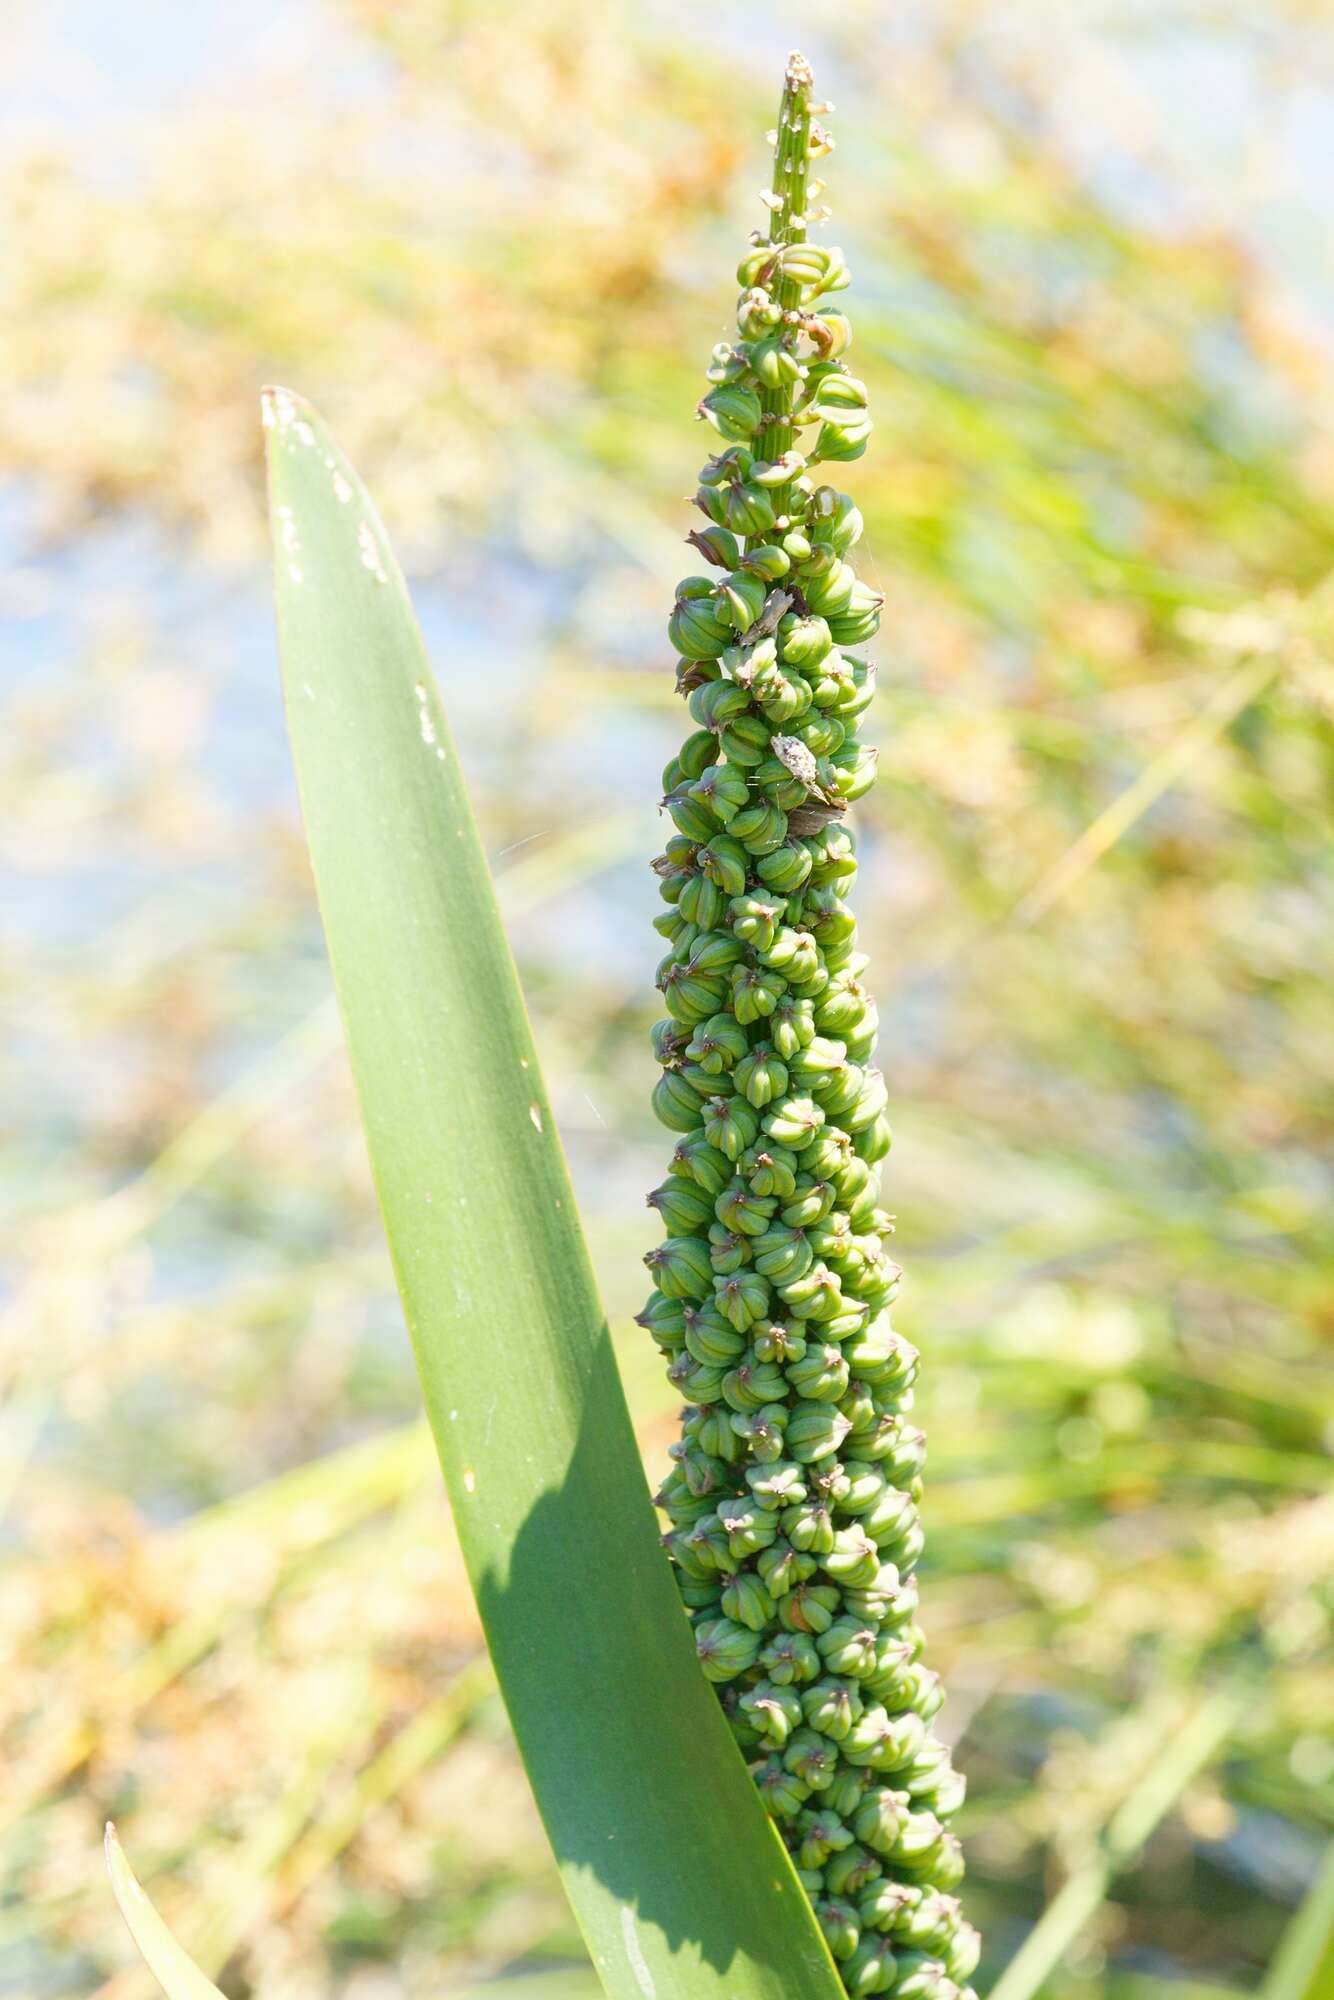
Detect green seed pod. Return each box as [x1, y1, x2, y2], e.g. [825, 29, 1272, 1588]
[718, 567, 769, 632]
[739, 1678, 804, 1747]
[688, 761, 750, 827]
[749, 331, 804, 389]
[890, 1953, 953, 2000]
[694, 1615, 761, 1683]
[759, 1627, 821, 1685]
[756, 841, 814, 894]
[669, 578, 735, 659]
[734, 1045, 790, 1109]
[647, 1177, 714, 1234]
[715, 1178, 777, 1236]
[818, 1616, 879, 1680]
[825, 1525, 882, 1587]
[802, 1676, 864, 1741]
[746, 1458, 808, 1510]
[785, 1728, 840, 1793]
[652, 1069, 706, 1132]
[713, 1268, 769, 1330]
[684, 1011, 749, 1074]
[843, 1936, 898, 1996]
[779, 1579, 841, 1635]
[721, 1569, 777, 1631]
[723, 1358, 789, 1412]
[814, 1896, 861, 1963]
[800, 1806, 856, 1870]
[825, 1845, 882, 1900]
[755, 1755, 810, 1820]
[686, 522, 741, 570]
[682, 1306, 747, 1368]
[699, 382, 764, 441]
[758, 1537, 817, 1597]
[730, 1403, 789, 1460]
[731, 961, 787, 1024]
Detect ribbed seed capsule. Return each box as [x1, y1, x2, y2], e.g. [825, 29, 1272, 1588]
[642, 51, 973, 1998]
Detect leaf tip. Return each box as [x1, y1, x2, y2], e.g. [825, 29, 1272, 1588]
[260, 384, 320, 452]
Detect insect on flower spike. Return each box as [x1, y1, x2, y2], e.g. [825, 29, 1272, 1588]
[644, 53, 980, 2000]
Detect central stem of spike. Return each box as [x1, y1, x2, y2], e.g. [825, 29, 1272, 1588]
[759, 56, 813, 500]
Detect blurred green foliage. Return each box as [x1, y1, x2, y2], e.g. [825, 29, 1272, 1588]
[1, 3, 1330, 1998]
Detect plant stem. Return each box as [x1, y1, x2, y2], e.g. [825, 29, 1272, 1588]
[988, 1689, 1242, 2000]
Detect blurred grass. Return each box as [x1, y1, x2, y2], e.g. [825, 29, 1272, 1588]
[1, 1, 1331, 1997]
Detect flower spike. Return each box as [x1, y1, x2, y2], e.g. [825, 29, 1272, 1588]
[644, 55, 978, 1999]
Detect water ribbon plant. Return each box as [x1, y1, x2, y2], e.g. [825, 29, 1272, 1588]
[641, 54, 980, 2000]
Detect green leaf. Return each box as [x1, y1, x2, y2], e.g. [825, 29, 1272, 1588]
[263, 388, 844, 2000]
[104, 1825, 228, 2000]
[1261, 1840, 1334, 2000]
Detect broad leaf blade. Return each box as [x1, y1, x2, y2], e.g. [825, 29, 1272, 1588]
[104, 1826, 228, 2000]
[263, 389, 844, 2000]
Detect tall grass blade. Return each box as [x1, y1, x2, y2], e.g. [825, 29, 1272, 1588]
[263, 388, 844, 2000]
[1261, 1841, 1334, 2000]
[104, 1826, 227, 2000]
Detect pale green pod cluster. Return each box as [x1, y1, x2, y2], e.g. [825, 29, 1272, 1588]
[641, 54, 978, 2000]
